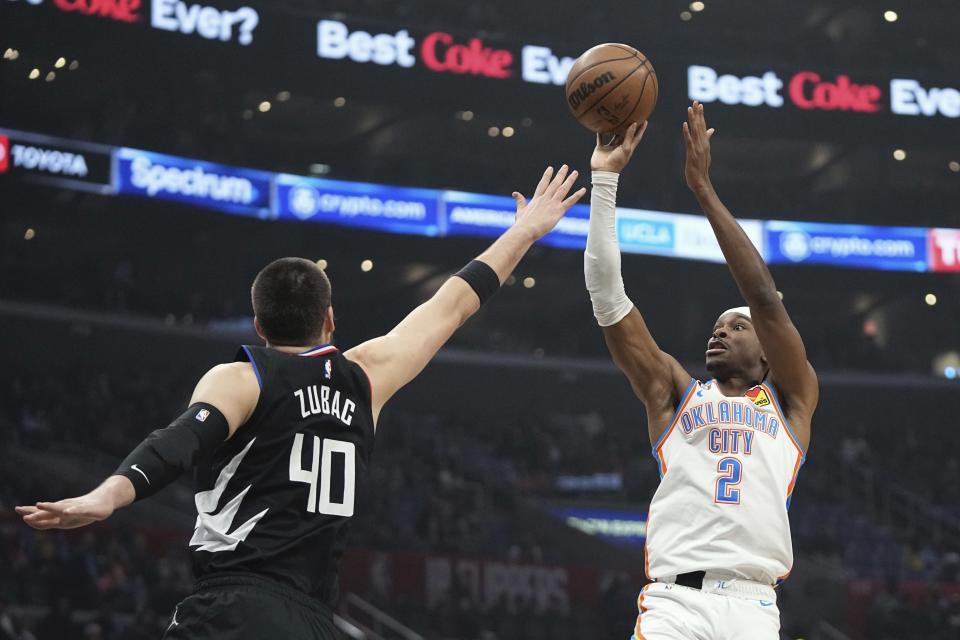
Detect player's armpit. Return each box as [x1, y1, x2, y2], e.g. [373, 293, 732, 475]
[345, 277, 478, 425]
[750, 299, 819, 438]
[601, 306, 691, 409]
[189, 362, 261, 438]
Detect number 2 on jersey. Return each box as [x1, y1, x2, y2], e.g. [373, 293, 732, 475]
[289, 433, 356, 516]
[715, 457, 742, 504]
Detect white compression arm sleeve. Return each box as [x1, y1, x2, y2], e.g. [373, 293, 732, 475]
[584, 170, 634, 327]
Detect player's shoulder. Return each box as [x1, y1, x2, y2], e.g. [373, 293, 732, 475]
[201, 361, 260, 389]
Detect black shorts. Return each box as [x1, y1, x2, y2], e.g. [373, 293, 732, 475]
[162, 573, 342, 640]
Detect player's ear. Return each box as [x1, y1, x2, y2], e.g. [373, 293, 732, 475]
[324, 306, 336, 337]
[253, 317, 266, 342]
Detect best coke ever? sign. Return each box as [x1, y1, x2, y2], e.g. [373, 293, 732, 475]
[316, 19, 576, 86]
[688, 64, 960, 118]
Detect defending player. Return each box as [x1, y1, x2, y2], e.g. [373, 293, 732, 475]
[16, 165, 586, 639]
[585, 103, 818, 639]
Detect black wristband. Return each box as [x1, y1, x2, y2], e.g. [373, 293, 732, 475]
[454, 260, 501, 305]
[115, 402, 229, 501]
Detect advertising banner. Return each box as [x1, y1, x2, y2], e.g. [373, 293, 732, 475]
[544, 506, 647, 547]
[276, 175, 441, 236]
[116, 148, 272, 217]
[766, 220, 929, 271]
[928, 228, 960, 272]
[687, 64, 960, 120]
[0, 128, 114, 194]
[338, 549, 645, 612]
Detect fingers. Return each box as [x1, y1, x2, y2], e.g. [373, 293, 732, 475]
[512, 191, 526, 211]
[561, 186, 587, 209]
[544, 164, 569, 198]
[533, 166, 554, 199]
[36, 501, 71, 515]
[682, 121, 693, 147]
[706, 127, 716, 140]
[622, 121, 646, 153]
[687, 105, 699, 137]
[21, 510, 62, 530]
[546, 165, 578, 200]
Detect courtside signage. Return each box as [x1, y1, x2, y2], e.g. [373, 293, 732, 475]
[275, 175, 441, 236]
[688, 64, 960, 118]
[4, 126, 956, 273]
[545, 506, 647, 547]
[928, 228, 960, 272]
[116, 148, 271, 217]
[317, 19, 576, 85]
[766, 221, 928, 271]
[442, 191, 589, 249]
[0, 128, 113, 193]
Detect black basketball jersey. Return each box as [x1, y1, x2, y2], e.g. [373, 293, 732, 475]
[190, 344, 375, 607]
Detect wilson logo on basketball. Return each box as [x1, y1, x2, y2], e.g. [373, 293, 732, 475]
[567, 72, 617, 111]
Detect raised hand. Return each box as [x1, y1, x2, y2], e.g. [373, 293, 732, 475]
[683, 101, 716, 193]
[511, 164, 586, 241]
[591, 121, 648, 173]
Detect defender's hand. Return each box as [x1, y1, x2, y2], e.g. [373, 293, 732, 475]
[511, 165, 586, 241]
[17, 496, 113, 530]
[683, 101, 716, 193]
[591, 121, 647, 173]
[16, 476, 132, 530]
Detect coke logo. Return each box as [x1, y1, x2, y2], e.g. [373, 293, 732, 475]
[53, 0, 141, 22]
[421, 32, 512, 79]
[788, 72, 881, 113]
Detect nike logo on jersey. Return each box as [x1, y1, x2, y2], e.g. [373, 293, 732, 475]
[759, 600, 774, 607]
[130, 464, 150, 485]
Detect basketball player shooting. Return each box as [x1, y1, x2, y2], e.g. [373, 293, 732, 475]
[585, 102, 818, 639]
[16, 165, 586, 639]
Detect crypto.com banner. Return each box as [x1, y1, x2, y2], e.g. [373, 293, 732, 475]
[2, 126, 957, 273]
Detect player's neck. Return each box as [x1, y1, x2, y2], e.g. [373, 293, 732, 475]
[713, 375, 763, 398]
[268, 335, 333, 354]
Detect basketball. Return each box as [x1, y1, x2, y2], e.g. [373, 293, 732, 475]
[565, 43, 658, 136]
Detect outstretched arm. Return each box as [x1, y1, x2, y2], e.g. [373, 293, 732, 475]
[585, 123, 692, 445]
[16, 363, 258, 530]
[346, 165, 586, 426]
[683, 101, 818, 442]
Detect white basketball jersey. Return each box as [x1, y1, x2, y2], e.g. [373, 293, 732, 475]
[645, 379, 805, 585]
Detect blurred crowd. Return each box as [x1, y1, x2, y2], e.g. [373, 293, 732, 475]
[3, 366, 960, 639]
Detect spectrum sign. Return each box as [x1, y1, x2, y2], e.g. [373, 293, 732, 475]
[316, 19, 576, 85]
[688, 65, 960, 118]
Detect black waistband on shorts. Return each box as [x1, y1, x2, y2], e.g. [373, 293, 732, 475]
[194, 572, 334, 620]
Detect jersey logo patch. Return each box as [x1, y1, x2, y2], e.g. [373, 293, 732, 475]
[195, 409, 210, 422]
[324, 359, 332, 380]
[745, 387, 771, 407]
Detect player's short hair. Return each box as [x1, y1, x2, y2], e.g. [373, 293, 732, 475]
[251, 258, 331, 346]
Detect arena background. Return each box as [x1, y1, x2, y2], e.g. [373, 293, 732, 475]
[1, 1, 959, 638]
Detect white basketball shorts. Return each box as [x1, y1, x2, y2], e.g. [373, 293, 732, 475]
[632, 575, 780, 640]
